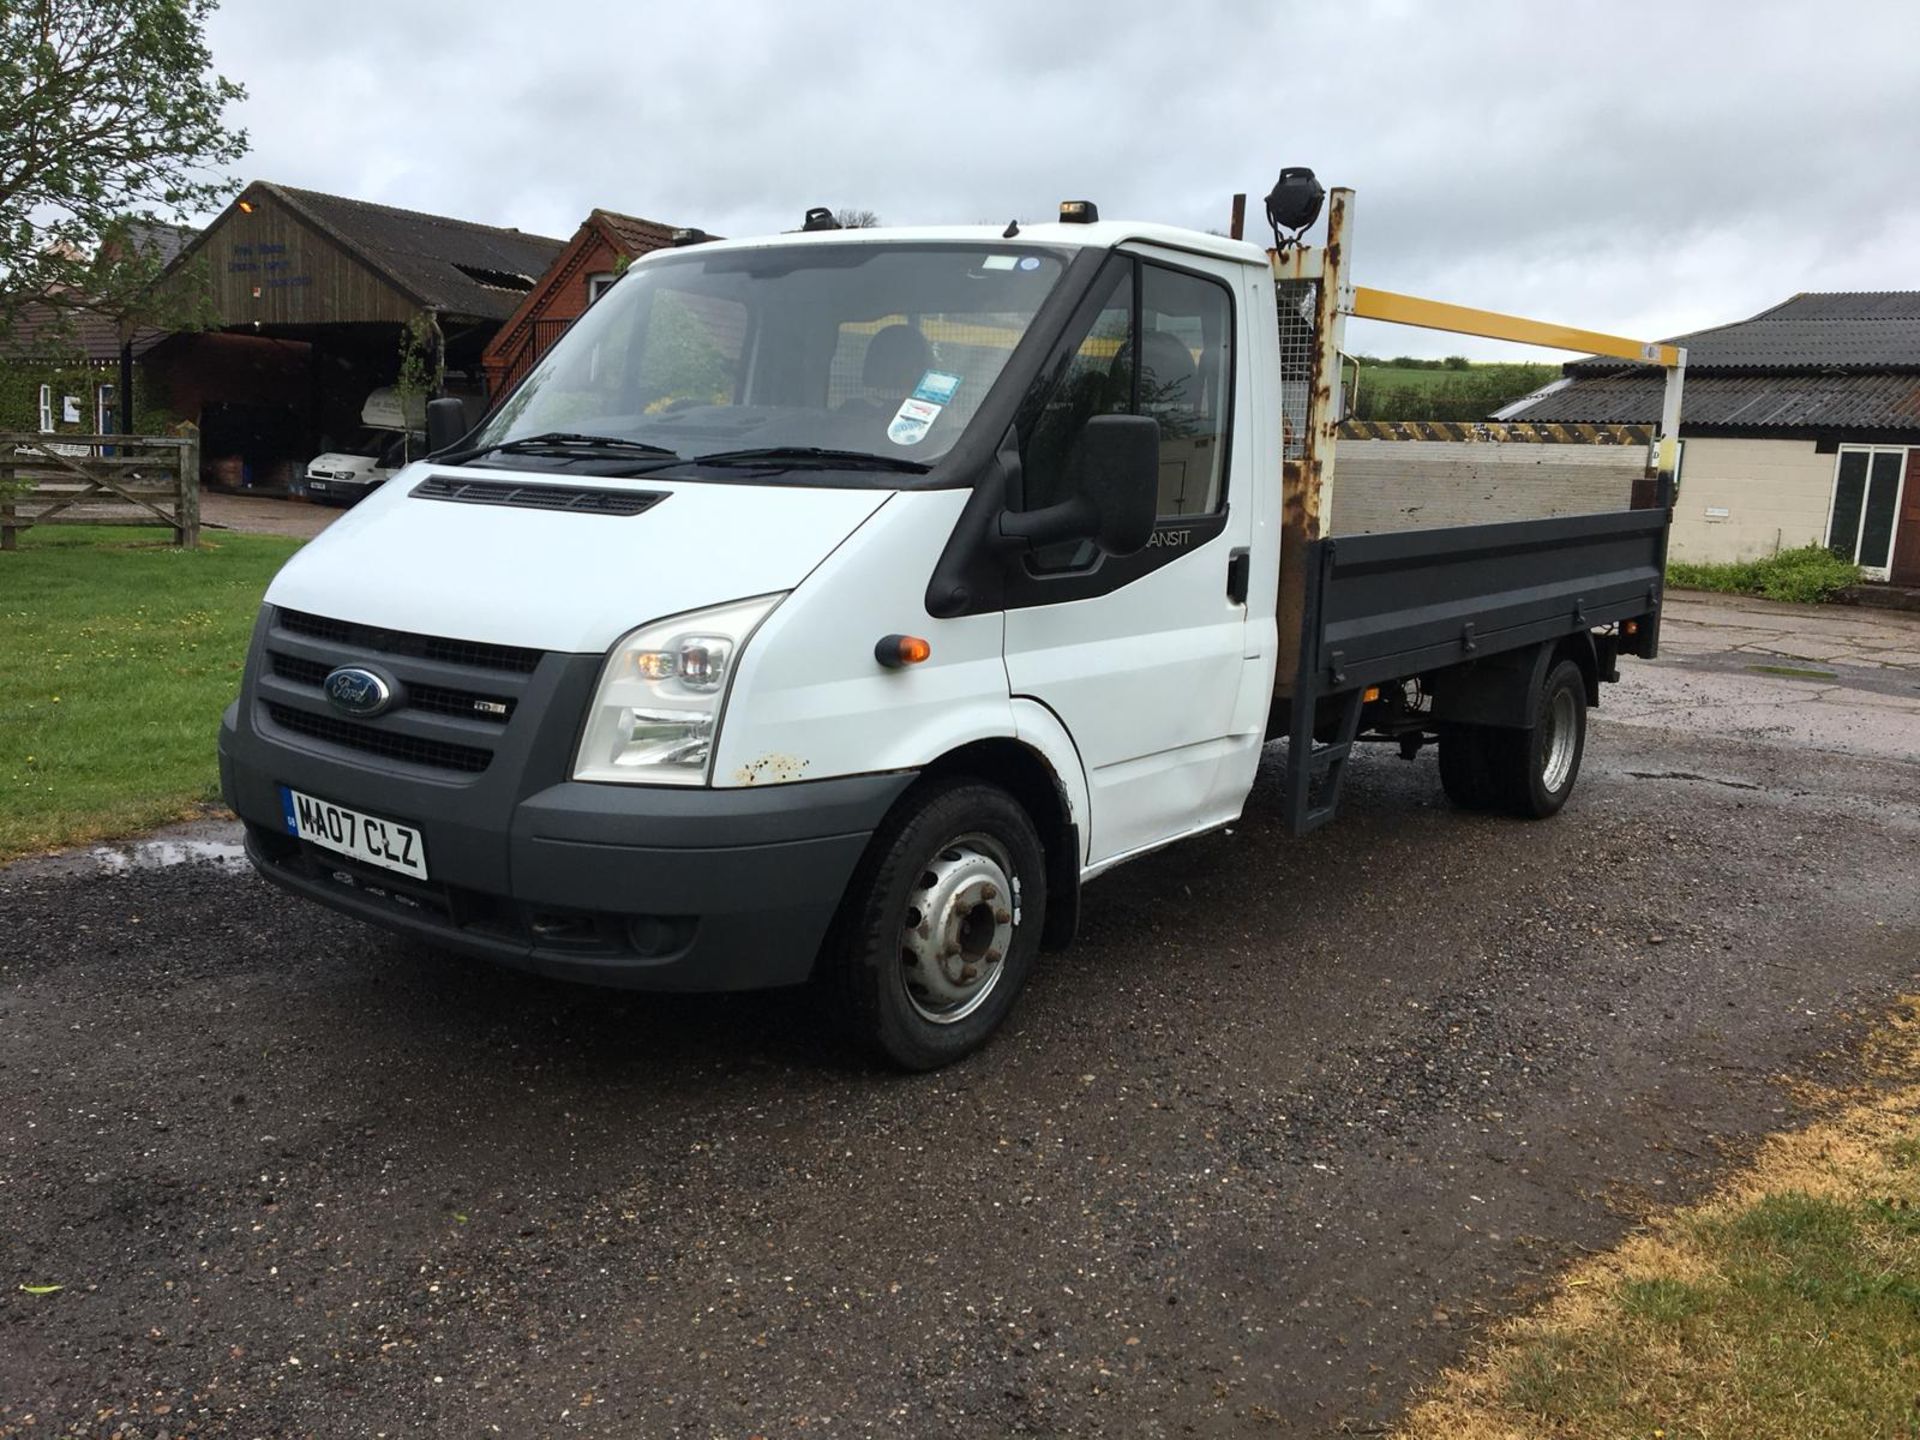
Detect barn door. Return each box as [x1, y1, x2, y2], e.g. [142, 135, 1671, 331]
[1890, 450, 1920, 587]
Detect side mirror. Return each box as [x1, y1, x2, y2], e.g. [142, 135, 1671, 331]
[999, 414, 1159, 557]
[425, 396, 470, 454]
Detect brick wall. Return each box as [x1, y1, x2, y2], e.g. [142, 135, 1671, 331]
[481, 230, 626, 398]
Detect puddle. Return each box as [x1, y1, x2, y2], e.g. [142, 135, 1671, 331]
[89, 837, 249, 873]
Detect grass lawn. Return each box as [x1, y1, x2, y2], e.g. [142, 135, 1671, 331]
[1351, 363, 1558, 395]
[0, 525, 302, 860]
[1400, 1002, 1920, 1439]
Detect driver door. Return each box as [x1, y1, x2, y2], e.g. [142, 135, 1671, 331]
[1002, 249, 1259, 869]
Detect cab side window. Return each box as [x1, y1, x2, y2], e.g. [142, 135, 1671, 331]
[1015, 257, 1233, 574]
[1140, 264, 1233, 517]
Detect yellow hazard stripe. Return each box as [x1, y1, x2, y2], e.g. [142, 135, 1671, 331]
[1335, 420, 1653, 445]
[1350, 287, 1683, 368]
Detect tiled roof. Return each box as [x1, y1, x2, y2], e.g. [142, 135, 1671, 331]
[115, 218, 198, 268]
[1568, 291, 1920, 375]
[260, 183, 566, 322]
[594, 210, 681, 256]
[1503, 370, 1920, 433]
[1, 300, 166, 365]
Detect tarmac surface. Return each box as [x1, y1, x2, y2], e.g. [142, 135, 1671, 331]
[2, 602, 1917, 1437]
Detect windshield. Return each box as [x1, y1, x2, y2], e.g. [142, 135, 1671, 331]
[468, 242, 1070, 471]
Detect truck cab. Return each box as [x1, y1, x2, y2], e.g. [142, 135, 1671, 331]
[221, 195, 1675, 1068]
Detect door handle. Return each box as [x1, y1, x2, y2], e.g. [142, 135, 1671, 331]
[1226, 547, 1250, 605]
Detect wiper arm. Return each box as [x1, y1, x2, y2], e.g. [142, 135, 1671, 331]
[690, 446, 931, 475]
[433, 432, 682, 466]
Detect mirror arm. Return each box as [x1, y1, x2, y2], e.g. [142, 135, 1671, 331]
[996, 498, 1096, 548]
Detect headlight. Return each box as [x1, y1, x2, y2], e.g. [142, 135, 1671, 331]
[572, 594, 785, 785]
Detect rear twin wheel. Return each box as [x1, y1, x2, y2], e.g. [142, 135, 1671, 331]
[1438, 658, 1588, 819]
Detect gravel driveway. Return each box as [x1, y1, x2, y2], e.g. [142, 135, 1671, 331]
[3, 642, 1917, 1436]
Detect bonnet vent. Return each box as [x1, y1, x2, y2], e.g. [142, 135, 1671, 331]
[411, 476, 668, 517]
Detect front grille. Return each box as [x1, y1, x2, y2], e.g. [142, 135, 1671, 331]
[272, 653, 329, 686]
[278, 609, 541, 675]
[270, 653, 515, 724]
[266, 703, 493, 773]
[411, 475, 668, 517]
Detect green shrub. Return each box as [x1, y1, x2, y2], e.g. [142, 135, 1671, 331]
[1668, 545, 1862, 604]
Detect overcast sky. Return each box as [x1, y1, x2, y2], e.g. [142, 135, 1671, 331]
[203, 0, 1920, 359]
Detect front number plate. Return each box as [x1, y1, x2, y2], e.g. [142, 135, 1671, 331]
[280, 786, 429, 880]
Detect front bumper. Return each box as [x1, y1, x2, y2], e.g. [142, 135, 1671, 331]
[219, 610, 913, 990]
[304, 475, 381, 506]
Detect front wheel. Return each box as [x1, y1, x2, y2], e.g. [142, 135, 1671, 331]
[823, 778, 1048, 1070]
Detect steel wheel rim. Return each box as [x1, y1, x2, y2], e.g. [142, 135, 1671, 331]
[899, 832, 1017, 1026]
[1541, 687, 1579, 793]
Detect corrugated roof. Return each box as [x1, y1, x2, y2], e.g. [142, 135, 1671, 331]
[1504, 371, 1920, 432]
[261, 183, 566, 322]
[1568, 290, 1920, 375]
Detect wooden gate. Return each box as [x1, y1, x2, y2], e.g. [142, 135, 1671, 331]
[0, 433, 201, 550]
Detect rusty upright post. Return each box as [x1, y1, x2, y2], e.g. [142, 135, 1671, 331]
[1272, 187, 1352, 696]
[1229, 193, 1247, 241]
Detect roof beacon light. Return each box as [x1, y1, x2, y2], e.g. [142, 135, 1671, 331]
[801, 207, 841, 232]
[671, 227, 711, 247]
[1264, 167, 1324, 254]
[1059, 200, 1099, 225]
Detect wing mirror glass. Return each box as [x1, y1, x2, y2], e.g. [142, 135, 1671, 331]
[999, 414, 1159, 557]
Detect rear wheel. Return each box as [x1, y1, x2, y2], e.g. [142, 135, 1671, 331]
[824, 778, 1047, 1070]
[1485, 658, 1588, 818]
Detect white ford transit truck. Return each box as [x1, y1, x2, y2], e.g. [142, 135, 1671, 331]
[221, 174, 1686, 1068]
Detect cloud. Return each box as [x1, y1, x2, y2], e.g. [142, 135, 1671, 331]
[204, 0, 1920, 356]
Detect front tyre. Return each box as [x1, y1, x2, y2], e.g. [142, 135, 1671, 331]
[825, 778, 1047, 1071]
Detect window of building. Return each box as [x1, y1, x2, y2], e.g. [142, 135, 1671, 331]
[1015, 256, 1235, 573]
[96, 383, 116, 436]
[587, 272, 618, 304]
[38, 384, 54, 432]
[1827, 445, 1909, 577]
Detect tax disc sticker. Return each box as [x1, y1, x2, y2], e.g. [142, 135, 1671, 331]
[888, 397, 941, 446]
[912, 370, 963, 405]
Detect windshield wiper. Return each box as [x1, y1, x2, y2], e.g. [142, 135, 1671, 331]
[690, 446, 931, 475]
[433, 432, 682, 466]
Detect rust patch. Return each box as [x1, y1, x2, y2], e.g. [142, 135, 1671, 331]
[732, 754, 811, 786]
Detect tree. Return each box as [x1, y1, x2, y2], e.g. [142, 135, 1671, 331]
[833, 208, 882, 229]
[0, 0, 247, 329]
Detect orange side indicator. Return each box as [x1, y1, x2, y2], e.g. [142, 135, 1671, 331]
[875, 634, 932, 669]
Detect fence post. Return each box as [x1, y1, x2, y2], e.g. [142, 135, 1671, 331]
[177, 432, 201, 548]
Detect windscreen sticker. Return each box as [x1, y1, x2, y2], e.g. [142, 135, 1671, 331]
[888, 397, 942, 446]
[1018, 256, 1041, 271]
[912, 370, 963, 405]
[980, 255, 1019, 271]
